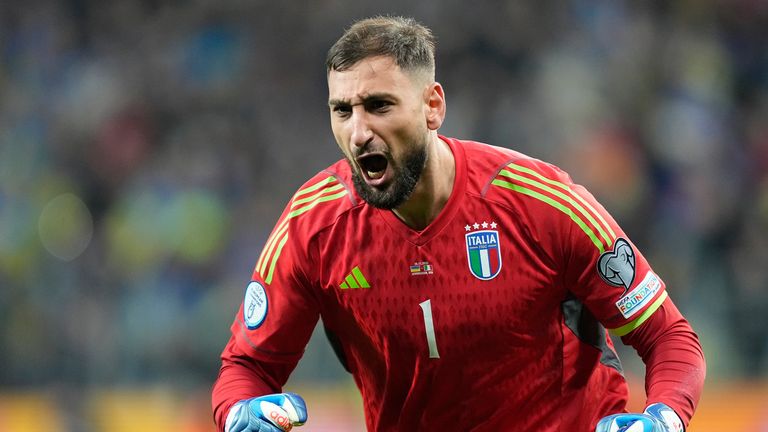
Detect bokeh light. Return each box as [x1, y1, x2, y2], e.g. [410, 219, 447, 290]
[37, 193, 93, 261]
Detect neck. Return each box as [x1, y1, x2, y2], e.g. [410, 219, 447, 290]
[392, 133, 455, 230]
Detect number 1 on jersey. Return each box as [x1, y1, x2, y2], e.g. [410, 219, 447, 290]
[419, 299, 440, 359]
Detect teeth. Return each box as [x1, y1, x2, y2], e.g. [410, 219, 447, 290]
[367, 170, 384, 180]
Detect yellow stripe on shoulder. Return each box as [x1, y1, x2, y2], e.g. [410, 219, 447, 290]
[492, 162, 616, 253]
[255, 175, 348, 284]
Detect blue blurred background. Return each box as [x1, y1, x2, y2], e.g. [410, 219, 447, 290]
[1, 1, 767, 430]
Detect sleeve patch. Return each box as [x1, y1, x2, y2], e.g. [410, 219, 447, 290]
[615, 271, 661, 319]
[597, 237, 636, 292]
[244, 281, 268, 329]
[610, 291, 667, 336]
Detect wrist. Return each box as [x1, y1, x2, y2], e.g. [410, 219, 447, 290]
[644, 403, 684, 432]
[224, 400, 246, 432]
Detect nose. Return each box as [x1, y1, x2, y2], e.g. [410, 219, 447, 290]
[349, 109, 373, 149]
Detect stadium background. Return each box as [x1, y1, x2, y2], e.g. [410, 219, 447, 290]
[1, 1, 767, 430]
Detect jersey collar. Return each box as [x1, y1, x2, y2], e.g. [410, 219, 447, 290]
[376, 135, 467, 246]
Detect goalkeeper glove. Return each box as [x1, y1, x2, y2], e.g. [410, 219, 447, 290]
[225, 392, 308, 432]
[595, 403, 684, 432]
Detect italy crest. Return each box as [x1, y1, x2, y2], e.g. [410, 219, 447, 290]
[465, 228, 502, 280]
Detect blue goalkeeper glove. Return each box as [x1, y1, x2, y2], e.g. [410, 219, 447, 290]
[225, 393, 308, 432]
[595, 403, 684, 432]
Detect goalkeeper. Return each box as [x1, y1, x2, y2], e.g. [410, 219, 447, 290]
[212, 16, 705, 432]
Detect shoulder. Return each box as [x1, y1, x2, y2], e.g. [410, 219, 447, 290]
[455, 137, 587, 242]
[444, 137, 573, 198]
[279, 159, 361, 237]
[473, 143, 619, 257]
[253, 160, 359, 284]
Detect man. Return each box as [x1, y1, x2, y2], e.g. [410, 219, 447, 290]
[212, 16, 705, 432]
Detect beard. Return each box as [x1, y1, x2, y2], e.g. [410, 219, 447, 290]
[349, 142, 428, 210]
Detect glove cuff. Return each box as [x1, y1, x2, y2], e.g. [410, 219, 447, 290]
[644, 403, 684, 432]
[224, 400, 246, 432]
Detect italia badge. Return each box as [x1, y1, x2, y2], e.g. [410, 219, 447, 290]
[465, 222, 502, 280]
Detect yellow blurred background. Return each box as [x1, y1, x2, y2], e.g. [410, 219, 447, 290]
[0, 380, 766, 431]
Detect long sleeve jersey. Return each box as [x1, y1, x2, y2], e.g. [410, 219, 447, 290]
[212, 136, 705, 431]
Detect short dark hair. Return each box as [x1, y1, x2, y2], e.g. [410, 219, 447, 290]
[326, 16, 436, 79]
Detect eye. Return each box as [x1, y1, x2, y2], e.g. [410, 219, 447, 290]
[367, 99, 391, 113]
[332, 105, 352, 118]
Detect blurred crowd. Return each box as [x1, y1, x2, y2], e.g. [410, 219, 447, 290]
[1, 0, 767, 399]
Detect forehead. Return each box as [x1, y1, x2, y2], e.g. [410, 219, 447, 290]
[327, 56, 415, 102]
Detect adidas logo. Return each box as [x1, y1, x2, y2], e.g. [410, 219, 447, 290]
[339, 266, 370, 289]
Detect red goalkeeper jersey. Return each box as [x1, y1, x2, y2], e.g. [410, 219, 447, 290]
[213, 136, 702, 431]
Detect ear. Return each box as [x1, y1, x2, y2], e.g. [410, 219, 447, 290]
[424, 82, 446, 131]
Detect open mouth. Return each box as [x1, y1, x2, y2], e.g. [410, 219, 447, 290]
[356, 153, 389, 181]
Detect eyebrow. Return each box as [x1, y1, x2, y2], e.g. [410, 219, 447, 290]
[328, 92, 397, 108]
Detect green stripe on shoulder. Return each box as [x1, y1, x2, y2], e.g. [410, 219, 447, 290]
[258, 175, 349, 284]
[288, 189, 348, 218]
[492, 162, 620, 252]
[508, 163, 616, 239]
[507, 163, 616, 241]
[491, 178, 607, 253]
[499, 167, 614, 247]
[294, 175, 338, 198]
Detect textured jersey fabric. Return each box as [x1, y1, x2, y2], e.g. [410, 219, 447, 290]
[213, 136, 701, 431]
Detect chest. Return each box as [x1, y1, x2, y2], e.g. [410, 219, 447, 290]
[315, 205, 565, 358]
